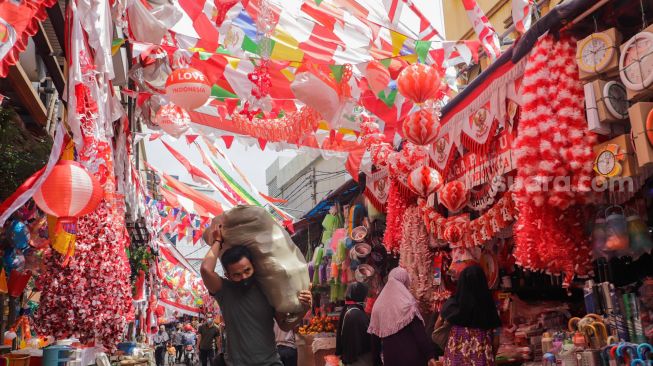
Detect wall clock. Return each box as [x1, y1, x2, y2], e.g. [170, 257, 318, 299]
[647, 109, 653, 148]
[594, 143, 624, 178]
[619, 31, 653, 92]
[603, 81, 629, 119]
[578, 32, 615, 74]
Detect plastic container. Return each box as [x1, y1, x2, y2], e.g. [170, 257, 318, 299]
[0, 354, 31, 366]
[117, 342, 137, 355]
[41, 346, 71, 366]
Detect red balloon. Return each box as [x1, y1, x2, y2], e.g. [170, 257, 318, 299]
[165, 67, 211, 111]
[402, 109, 440, 145]
[397, 64, 443, 104]
[33, 161, 103, 220]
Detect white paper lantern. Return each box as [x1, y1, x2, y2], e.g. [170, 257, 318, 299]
[155, 104, 191, 138]
[165, 67, 211, 111]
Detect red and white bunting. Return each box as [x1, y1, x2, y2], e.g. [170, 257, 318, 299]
[461, 0, 502, 61]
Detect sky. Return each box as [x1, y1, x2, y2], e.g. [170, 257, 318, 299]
[144, 0, 446, 197]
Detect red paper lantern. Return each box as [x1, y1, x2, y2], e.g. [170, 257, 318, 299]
[407, 166, 442, 197]
[438, 181, 469, 213]
[165, 67, 211, 111]
[33, 161, 103, 222]
[402, 109, 440, 145]
[155, 103, 191, 138]
[443, 224, 464, 243]
[397, 64, 443, 104]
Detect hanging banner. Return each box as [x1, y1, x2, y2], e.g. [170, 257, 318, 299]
[0, 0, 57, 77]
[512, 0, 534, 34]
[364, 168, 390, 211]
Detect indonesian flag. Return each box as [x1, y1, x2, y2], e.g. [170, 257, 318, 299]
[461, 0, 502, 61]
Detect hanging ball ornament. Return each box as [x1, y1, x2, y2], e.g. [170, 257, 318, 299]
[165, 67, 211, 111]
[33, 161, 104, 222]
[402, 109, 440, 146]
[407, 166, 442, 197]
[397, 64, 443, 104]
[438, 180, 469, 213]
[443, 224, 465, 243]
[155, 103, 191, 138]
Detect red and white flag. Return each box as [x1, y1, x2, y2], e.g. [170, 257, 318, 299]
[462, 0, 502, 61]
[512, 0, 533, 34]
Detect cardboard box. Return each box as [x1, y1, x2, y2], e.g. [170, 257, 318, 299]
[628, 102, 653, 136]
[577, 28, 622, 81]
[632, 132, 653, 168]
[593, 134, 638, 177]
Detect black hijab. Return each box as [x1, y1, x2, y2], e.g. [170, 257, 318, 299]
[336, 282, 371, 363]
[440, 265, 501, 330]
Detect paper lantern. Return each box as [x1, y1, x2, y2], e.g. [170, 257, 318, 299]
[397, 64, 443, 104]
[443, 224, 464, 243]
[165, 67, 211, 110]
[33, 161, 103, 222]
[155, 104, 191, 138]
[407, 166, 442, 197]
[438, 181, 469, 213]
[402, 109, 440, 145]
[366, 61, 391, 95]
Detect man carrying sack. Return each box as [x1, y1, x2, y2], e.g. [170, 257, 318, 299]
[200, 206, 312, 366]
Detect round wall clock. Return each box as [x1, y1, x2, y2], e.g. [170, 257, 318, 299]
[594, 143, 624, 178]
[647, 109, 653, 147]
[577, 32, 615, 73]
[619, 31, 653, 91]
[603, 81, 629, 119]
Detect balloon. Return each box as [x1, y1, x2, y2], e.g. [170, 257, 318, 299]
[397, 64, 443, 104]
[165, 67, 211, 111]
[11, 221, 30, 250]
[366, 61, 391, 95]
[155, 103, 191, 138]
[402, 109, 440, 145]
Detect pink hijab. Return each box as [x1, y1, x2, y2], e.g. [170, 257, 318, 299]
[368, 267, 423, 338]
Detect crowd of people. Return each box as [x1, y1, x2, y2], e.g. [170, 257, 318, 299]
[150, 314, 226, 366]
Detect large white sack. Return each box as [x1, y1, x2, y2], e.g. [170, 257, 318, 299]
[216, 206, 310, 314]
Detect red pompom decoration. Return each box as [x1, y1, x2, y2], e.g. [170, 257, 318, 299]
[397, 64, 443, 104]
[407, 166, 442, 197]
[438, 181, 469, 213]
[402, 109, 440, 146]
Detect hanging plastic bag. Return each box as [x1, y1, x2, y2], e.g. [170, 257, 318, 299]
[604, 206, 629, 252]
[627, 211, 653, 259]
[126, 0, 182, 45]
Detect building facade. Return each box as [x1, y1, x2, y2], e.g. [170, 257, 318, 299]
[266, 154, 349, 217]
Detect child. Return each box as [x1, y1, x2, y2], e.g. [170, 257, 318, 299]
[166, 342, 176, 365]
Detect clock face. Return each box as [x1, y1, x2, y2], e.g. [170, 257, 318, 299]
[604, 81, 629, 119]
[620, 32, 653, 90]
[596, 150, 616, 175]
[578, 33, 614, 73]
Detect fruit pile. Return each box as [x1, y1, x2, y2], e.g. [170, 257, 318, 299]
[298, 315, 338, 335]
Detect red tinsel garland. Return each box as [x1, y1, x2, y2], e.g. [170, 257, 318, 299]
[231, 106, 321, 145]
[383, 180, 410, 253]
[512, 35, 594, 286]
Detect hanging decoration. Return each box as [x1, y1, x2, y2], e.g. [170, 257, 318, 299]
[155, 103, 191, 138]
[407, 166, 442, 198]
[512, 34, 595, 286]
[419, 194, 517, 247]
[402, 109, 441, 146]
[366, 61, 391, 95]
[231, 106, 322, 145]
[397, 64, 444, 104]
[461, 0, 502, 61]
[165, 67, 211, 111]
[438, 181, 469, 213]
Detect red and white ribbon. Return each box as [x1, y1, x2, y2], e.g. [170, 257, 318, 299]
[461, 0, 502, 61]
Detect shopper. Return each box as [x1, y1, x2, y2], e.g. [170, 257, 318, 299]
[368, 267, 437, 366]
[201, 236, 312, 366]
[436, 265, 501, 366]
[274, 320, 297, 366]
[197, 314, 220, 366]
[172, 323, 184, 364]
[336, 282, 377, 366]
[152, 325, 169, 366]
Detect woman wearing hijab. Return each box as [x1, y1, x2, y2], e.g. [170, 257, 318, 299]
[336, 282, 376, 366]
[368, 267, 437, 366]
[436, 265, 501, 366]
